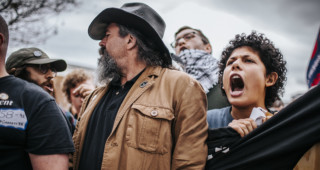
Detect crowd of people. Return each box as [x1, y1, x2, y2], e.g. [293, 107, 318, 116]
[0, 2, 319, 170]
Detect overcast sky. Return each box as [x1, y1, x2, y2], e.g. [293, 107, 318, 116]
[7, 0, 320, 103]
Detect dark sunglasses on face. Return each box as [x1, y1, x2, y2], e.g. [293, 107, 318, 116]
[171, 32, 197, 48]
[28, 64, 57, 75]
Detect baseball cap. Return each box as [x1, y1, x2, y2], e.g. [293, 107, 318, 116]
[6, 47, 67, 73]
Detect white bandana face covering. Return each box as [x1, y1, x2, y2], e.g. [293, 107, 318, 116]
[178, 49, 219, 93]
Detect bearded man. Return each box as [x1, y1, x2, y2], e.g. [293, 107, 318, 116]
[72, 2, 208, 170]
[6, 47, 76, 133]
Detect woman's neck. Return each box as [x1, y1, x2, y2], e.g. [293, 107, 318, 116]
[231, 106, 252, 119]
[231, 105, 267, 120]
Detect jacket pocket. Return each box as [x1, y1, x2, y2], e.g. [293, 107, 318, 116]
[126, 104, 174, 154]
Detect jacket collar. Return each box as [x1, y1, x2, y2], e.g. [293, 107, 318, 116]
[143, 66, 162, 79]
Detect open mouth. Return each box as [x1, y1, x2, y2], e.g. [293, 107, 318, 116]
[230, 74, 244, 96]
[179, 47, 188, 52]
[42, 81, 54, 92]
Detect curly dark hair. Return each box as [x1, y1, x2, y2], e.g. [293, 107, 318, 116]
[62, 69, 93, 102]
[219, 31, 287, 108]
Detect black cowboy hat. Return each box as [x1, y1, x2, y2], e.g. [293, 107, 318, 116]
[88, 2, 172, 66]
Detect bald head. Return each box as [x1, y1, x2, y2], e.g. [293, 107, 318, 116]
[0, 15, 9, 41]
[0, 15, 9, 60]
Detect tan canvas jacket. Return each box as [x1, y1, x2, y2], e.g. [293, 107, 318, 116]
[73, 66, 208, 170]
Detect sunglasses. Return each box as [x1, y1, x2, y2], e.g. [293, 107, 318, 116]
[28, 64, 57, 76]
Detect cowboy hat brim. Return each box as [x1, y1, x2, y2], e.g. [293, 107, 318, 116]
[88, 8, 171, 66]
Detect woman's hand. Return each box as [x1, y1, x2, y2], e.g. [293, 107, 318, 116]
[228, 118, 257, 137]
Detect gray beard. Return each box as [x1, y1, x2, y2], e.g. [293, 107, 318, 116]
[97, 48, 121, 84]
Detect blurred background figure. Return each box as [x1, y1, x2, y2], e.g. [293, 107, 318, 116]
[171, 26, 229, 110]
[270, 98, 285, 112]
[290, 92, 304, 102]
[62, 68, 95, 120]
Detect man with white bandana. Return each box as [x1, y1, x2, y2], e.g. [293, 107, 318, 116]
[172, 26, 229, 110]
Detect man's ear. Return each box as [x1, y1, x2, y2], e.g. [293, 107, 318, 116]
[127, 34, 136, 50]
[8, 68, 16, 75]
[205, 43, 212, 54]
[266, 72, 278, 87]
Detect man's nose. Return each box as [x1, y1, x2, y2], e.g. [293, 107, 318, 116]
[176, 38, 186, 47]
[99, 37, 107, 47]
[46, 69, 56, 78]
[99, 41, 105, 47]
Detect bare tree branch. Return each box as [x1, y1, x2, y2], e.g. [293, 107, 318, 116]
[0, 0, 79, 45]
[0, 0, 12, 11]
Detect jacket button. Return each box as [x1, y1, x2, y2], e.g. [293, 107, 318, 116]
[150, 110, 158, 117]
[140, 81, 148, 88]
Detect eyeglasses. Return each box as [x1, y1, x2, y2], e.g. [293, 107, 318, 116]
[28, 64, 57, 76]
[171, 32, 197, 48]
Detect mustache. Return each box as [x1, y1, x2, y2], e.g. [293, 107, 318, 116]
[99, 47, 106, 56]
[40, 79, 53, 87]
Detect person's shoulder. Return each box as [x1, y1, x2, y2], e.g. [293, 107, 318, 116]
[163, 68, 204, 92]
[24, 82, 50, 95]
[5, 76, 42, 93]
[13, 78, 55, 101]
[207, 106, 232, 128]
[164, 67, 186, 74]
[208, 106, 230, 113]
[207, 106, 231, 118]
[147, 66, 201, 89]
[4, 75, 25, 85]
[163, 67, 196, 81]
[4, 76, 55, 111]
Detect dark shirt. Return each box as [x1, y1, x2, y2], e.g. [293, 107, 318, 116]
[79, 71, 144, 170]
[207, 85, 230, 110]
[0, 76, 74, 170]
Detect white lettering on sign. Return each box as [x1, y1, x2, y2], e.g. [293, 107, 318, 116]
[0, 108, 27, 130]
[0, 100, 13, 106]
